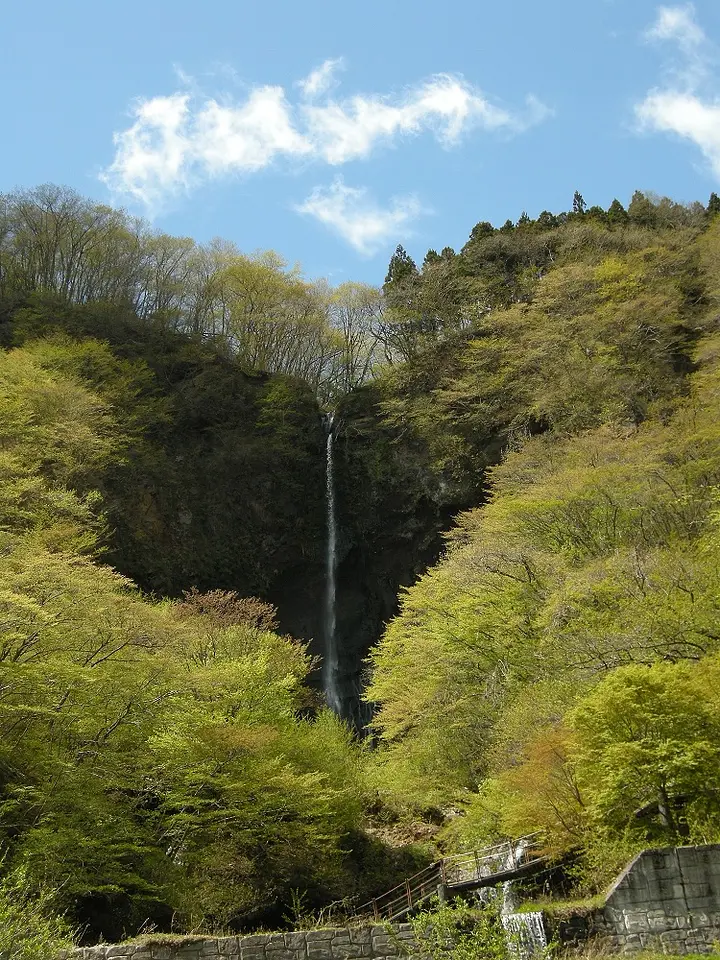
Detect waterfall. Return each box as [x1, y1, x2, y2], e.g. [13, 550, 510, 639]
[501, 839, 529, 915]
[324, 414, 342, 714]
[498, 840, 547, 958]
[501, 912, 548, 959]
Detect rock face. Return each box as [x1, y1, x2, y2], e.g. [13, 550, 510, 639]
[326, 391, 474, 727]
[61, 924, 418, 960]
[274, 391, 475, 728]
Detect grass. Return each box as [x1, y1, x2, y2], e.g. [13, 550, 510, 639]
[514, 895, 605, 917]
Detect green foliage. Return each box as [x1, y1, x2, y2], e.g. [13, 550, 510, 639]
[411, 899, 512, 960]
[0, 868, 75, 960]
[364, 202, 720, 894]
[0, 325, 372, 939]
[0, 527, 369, 936]
[571, 659, 720, 843]
[4, 182, 720, 939]
[1, 297, 328, 598]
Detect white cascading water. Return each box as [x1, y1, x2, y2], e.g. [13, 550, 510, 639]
[500, 839, 548, 958]
[501, 912, 548, 959]
[324, 415, 342, 714]
[501, 839, 529, 914]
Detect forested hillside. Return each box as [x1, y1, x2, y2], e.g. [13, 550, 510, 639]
[364, 191, 720, 888]
[0, 188, 420, 945]
[2, 184, 720, 949]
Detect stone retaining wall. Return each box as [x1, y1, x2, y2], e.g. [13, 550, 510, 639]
[61, 924, 418, 960]
[61, 845, 720, 959]
[546, 844, 720, 954]
[595, 844, 720, 953]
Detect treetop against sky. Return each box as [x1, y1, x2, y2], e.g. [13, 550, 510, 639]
[3, 1, 720, 281]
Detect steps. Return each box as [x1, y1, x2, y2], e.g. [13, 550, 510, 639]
[355, 833, 547, 922]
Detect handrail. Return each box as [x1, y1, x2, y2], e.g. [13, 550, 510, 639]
[354, 833, 545, 922]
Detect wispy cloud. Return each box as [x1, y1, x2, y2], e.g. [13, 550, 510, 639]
[295, 178, 423, 256]
[298, 58, 344, 98]
[101, 87, 311, 208]
[101, 94, 192, 209]
[635, 5, 720, 179]
[645, 4, 704, 52]
[101, 63, 549, 217]
[303, 74, 526, 165]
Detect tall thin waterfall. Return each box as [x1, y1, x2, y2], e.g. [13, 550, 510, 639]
[324, 415, 342, 714]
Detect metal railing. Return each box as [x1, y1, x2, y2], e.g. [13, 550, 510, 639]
[354, 833, 545, 922]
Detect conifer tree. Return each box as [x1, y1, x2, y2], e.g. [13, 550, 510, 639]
[573, 190, 587, 214]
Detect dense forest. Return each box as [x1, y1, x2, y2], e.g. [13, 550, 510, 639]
[1, 184, 720, 953]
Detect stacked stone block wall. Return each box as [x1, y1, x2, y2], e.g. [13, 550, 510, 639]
[571, 844, 720, 954]
[61, 923, 417, 960]
[60, 845, 720, 959]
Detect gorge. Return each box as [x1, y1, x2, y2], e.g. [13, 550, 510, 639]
[323, 413, 341, 714]
[3, 185, 720, 947]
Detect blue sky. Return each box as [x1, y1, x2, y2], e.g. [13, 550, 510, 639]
[3, 1, 720, 283]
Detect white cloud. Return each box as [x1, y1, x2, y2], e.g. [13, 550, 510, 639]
[303, 73, 523, 165]
[637, 90, 720, 177]
[101, 87, 310, 211]
[635, 5, 720, 179]
[102, 66, 549, 215]
[298, 58, 344, 98]
[100, 94, 192, 208]
[645, 4, 704, 51]
[295, 179, 423, 256]
[194, 87, 311, 174]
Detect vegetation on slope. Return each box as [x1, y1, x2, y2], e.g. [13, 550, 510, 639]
[0, 340, 378, 938]
[2, 184, 720, 944]
[0, 187, 426, 942]
[365, 198, 720, 888]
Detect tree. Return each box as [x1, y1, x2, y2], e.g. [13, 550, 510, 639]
[708, 192, 720, 217]
[469, 221, 495, 242]
[586, 205, 607, 223]
[537, 210, 559, 230]
[384, 245, 418, 286]
[327, 281, 384, 393]
[606, 198, 629, 226]
[423, 249, 442, 268]
[573, 191, 587, 215]
[570, 660, 720, 844]
[628, 190, 657, 227]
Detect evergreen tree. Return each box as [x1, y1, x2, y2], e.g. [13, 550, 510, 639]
[469, 221, 495, 242]
[537, 210, 559, 230]
[573, 190, 587, 215]
[586, 205, 608, 223]
[384, 245, 419, 286]
[607, 198, 629, 226]
[708, 192, 720, 217]
[423, 249, 442, 268]
[628, 190, 657, 226]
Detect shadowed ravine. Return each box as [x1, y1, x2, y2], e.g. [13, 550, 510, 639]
[323, 413, 342, 713]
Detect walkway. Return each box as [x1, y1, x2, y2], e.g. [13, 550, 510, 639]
[355, 833, 547, 922]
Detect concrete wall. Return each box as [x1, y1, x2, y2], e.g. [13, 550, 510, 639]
[595, 844, 720, 953]
[546, 844, 720, 954]
[60, 924, 417, 960]
[61, 845, 720, 959]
